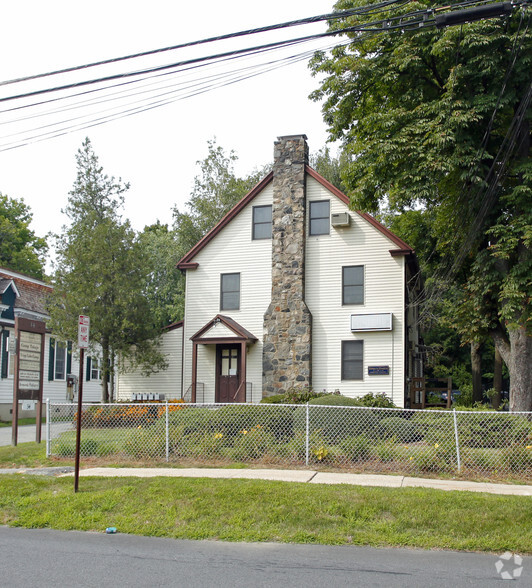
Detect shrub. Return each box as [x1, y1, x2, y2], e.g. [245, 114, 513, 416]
[294, 403, 385, 442]
[340, 435, 372, 461]
[260, 388, 328, 405]
[378, 417, 422, 443]
[232, 426, 276, 460]
[372, 438, 402, 463]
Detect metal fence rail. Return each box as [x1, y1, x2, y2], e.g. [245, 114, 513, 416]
[46, 401, 532, 480]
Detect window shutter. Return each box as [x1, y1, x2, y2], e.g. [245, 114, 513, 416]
[66, 341, 72, 375]
[48, 338, 55, 381]
[1, 331, 8, 379]
[86, 356, 91, 382]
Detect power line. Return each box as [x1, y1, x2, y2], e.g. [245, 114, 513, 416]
[0, 0, 411, 88]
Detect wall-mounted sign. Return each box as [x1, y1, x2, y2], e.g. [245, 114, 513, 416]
[368, 365, 390, 376]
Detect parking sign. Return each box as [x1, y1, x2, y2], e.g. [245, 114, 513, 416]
[78, 315, 90, 348]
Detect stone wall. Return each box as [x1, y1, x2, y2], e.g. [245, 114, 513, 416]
[262, 135, 312, 395]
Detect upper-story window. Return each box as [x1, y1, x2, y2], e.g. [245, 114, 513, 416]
[252, 205, 272, 240]
[220, 273, 240, 311]
[343, 266, 364, 305]
[309, 200, 330, 236]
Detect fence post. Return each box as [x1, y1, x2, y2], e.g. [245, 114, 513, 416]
[452, 409, 461, 473]
[165, 400, 169, 462]
[46, 398, 50, 457]
[305, 402, 309, 467]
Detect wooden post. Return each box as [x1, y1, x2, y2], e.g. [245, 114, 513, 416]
[74, 347, 84, 493]
[446, 377, 452, 409]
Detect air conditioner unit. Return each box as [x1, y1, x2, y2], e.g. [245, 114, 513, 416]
[331, 212, 351, 227]
[351, 312, 393, 332]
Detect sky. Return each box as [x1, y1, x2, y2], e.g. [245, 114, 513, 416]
[0, 0, 339, 263]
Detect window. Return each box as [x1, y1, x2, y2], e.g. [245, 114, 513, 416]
[309, 200, 330, 236]
[343, 266, 364, 305]
[342, 340, 363, 380]
[220, 273, 240, 311]
[252, 205, 272, 239]
[90, 358, 101, 381]
[1, 330, 15, 379]
[54, 341, 67, 380]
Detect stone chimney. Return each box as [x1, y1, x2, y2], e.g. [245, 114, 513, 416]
[263, 135, 312, 395]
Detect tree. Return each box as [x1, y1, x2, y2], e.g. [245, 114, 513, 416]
[309, 146, 351, 193]
[139, 221, 184, 329]
[173, 139, 269, 253]
[48, 138, 166, 402]
[0, 193, 47, 278]
[311, 1, 532, 410]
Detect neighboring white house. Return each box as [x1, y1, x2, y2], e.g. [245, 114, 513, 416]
[173, 135, 423, 407]
[116, 321, 183, 401]
[0, 268, 103, 420]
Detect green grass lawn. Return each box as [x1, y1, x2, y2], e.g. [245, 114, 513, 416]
[0, 474, 530, 553]
[0, 418, 44, 428]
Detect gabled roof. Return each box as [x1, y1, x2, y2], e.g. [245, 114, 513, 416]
[0, 278, 20, 298]
[0, 268, 51, 319]
[191, 314, 258, 343]
[177, 166, 414, 270]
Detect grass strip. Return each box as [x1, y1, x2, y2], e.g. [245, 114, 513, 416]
[0, 474, 530, 553]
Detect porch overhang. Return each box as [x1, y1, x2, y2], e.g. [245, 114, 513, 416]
[189, 315, 257, 403]
[190, 314, 258, 344]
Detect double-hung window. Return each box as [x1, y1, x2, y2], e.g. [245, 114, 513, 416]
[48, 339, 71, 381]
[90, 358, 101, 381]
[252, 205, 272, 239]
[309, 200, 330, 236]
[1, 331, 15, 379]
[342, 340, 364, 380]
[54, 341, 67, 380]
[343, 266, 364, 305]
[220, 273, 240, 311]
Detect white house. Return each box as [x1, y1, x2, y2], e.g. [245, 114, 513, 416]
[116, 321, 183, 401]
[0, 268, 103, 420]
[172, 135, 422, 408]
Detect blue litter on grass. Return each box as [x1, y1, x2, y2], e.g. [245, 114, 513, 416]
[105, 527, 117, 534]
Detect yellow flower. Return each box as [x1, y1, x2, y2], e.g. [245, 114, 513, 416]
[409, 456, 413, 461]
[214, 432, 223, 439]
[241, 430, 248, 435]
[526, 445, 532, 450]
[434, 443, 439, 449]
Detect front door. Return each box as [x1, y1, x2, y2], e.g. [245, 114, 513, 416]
[216, 345, 241, 403]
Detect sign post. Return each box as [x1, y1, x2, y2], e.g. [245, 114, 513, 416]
[11, 318, 46, 446]
[74, 315, 89, 492]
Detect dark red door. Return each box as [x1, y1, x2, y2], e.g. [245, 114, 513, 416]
[216, 345, 241, 403]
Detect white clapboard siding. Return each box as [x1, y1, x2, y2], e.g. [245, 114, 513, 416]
[116, 326, 183, 401]
[183, 184, 273, 402]
[305, 176, 406, 406]
[0, 331, 103, 413]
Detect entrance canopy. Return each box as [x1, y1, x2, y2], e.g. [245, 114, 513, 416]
[189, 315, 257, 403]
[190, 314, 258, 345]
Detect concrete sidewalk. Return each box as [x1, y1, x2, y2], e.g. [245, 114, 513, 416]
[65, 467, 532, 496]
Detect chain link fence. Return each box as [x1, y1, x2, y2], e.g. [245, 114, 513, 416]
[46, 401, 532, 481]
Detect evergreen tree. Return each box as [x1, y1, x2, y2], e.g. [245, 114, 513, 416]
[49, 138, 166, 402]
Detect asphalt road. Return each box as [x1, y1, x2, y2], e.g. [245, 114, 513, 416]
[0, 424, 43, 446]
[0, 527, 528, 587]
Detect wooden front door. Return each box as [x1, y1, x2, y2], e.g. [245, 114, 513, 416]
[216, 345, 241, 403]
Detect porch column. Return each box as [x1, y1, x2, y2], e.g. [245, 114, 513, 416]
[191, 341, 198, 403]
[240, 341, 247, 402]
